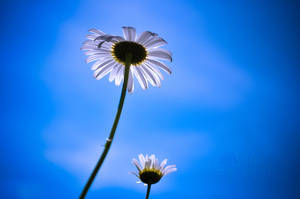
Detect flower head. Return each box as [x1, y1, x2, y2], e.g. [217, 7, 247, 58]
[81, 27, 172, 93]
[131, 154, 177, 185]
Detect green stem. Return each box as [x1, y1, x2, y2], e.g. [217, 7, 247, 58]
[79, 53, 132, 199]
[145, 184, 151, 199]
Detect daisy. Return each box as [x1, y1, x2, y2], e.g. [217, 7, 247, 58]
[132, 154, 177, 185]
[132, 154, 177, 199]
[81, 26, 172, 93]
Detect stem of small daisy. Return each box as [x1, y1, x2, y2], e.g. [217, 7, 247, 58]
[145, 184, 152, 199]
[79, 53, 132, 199]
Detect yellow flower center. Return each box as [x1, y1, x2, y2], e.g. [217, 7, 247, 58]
[111, 41, 147, 66]
[139, 169, 163, 184]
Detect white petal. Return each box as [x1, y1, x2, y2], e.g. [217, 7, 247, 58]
[149, 155, 155, 168]
[127, 69, 134, 93]
[150, 154, 155, 160]
[86, 54, 110, 63]
[88, 28, 105, 36]
[144, 37, 167, 49]
[145, 155, 149, 161]
[132, 67, 147, 89]
[160, 159, 168, 170]
[154, 158, 160, 170]
[143, 36, 163, 46]
[94, 35, 124, 48]
[84, 50, 110, 56]
[86, 34, 97, 40]
[142, 36, 157, 47]
[145, 159, 151, 169]
[88, 48, 110, 53]
[138, 154, 146, 168]
[148, 49, 172, 62]
[162, 165, 177, 174]
[136, 67, 149, 89]
[108, 63, 120, 82]
[115, 66, 124, 86]
[83, 50, 99, 56]
[82, 40, 97, 46]
[81, 42, 97, 49]
[91, 60, 103, 71]
[132, 159, 142, 172]
[164, 167, 177, 175]
[91, 59, 113, 70]
[81, 40, 111, 51]
[146, 59, 172, 74]
[148, 48, 172, 56]
[143, 64, 161, 87]
[138, 65, 154, 86]
[94, 61, 115, 80]
[144, 62, 164, 80]
[122, 26, 136, 41]
[95, 34, 124, 42]
[85, 51, 110, 57]
[140, 65, 158, 86]
[80, 45, 98, 50]
[136, 31, 158, 44]
[100, 42, 113, 50]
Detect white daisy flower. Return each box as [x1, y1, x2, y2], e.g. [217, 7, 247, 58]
[131, 154, 177, 185]
[81, 26, 172, 93]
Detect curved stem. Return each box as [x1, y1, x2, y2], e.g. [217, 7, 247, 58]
[79, 53, 132, 199]
[145, 184, 152, 199]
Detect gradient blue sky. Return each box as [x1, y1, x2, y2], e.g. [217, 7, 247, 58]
[1, 0, 300, 198]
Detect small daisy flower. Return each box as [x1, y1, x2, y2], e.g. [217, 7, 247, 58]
[131, 154, 177, 185]
[81, 26, 172, 93]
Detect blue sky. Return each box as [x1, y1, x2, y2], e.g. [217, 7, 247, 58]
[1, 0, 300, 198]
